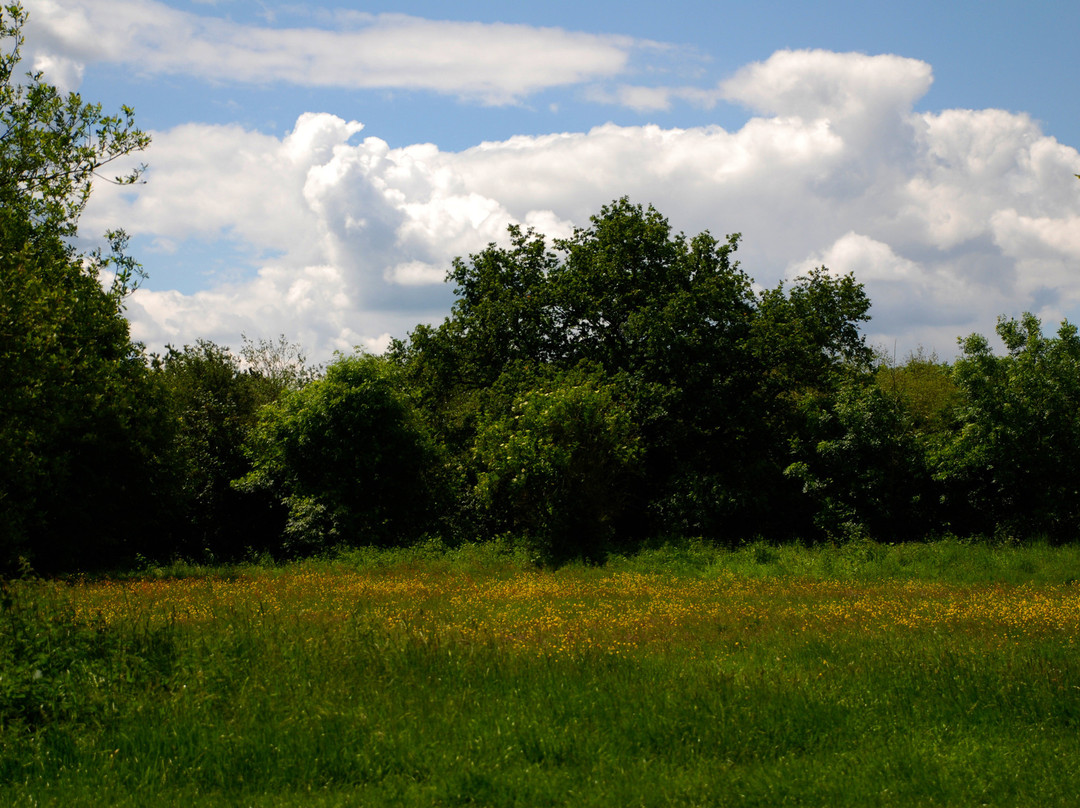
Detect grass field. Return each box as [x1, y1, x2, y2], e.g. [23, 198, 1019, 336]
[3, 539, 1080, 806]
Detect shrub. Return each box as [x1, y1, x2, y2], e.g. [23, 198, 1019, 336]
[472, 368, 642, 562]
[237, 353, 445, 553]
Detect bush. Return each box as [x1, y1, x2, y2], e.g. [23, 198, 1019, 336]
[938, 314, 1080, 540]
[472, 367, 642, 562]
[237, 353, 445, 554]
[785, 380, 938, 542]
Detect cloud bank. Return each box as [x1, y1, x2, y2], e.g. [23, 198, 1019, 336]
[75, 46, 1080, 360]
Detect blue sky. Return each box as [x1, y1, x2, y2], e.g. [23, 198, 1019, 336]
[21, 0, 1080, 360]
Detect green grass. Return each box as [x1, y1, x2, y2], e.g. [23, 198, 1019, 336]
[3, 539, 1080, 806]
[608, 535, 1080, 585]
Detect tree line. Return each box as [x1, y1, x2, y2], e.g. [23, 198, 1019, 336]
[3, 4, 1079, 572]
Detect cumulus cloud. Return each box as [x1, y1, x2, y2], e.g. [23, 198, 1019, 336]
[786, 233, 1013, 354]
[79, 48, 1080, 361]
[589, 48, 936, 122]
[86, 111, 575, 355]
[23, 0, 642, 103]
[722, 50, 932, 120]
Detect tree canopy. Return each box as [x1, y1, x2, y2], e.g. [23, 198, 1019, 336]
[391, 198, 875, 554]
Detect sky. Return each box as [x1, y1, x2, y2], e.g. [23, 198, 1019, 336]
[20, 0, 1080, 362]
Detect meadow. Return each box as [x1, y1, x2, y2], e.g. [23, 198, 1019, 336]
[3, 539, 1080, 806]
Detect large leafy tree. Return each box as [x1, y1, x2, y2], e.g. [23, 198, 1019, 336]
[732, 266, 875, 537]
[548, 200, 760, 538]
[395, 199, 873, 545]
[784, 378, 939, 542]
[0, 3, 160, 571]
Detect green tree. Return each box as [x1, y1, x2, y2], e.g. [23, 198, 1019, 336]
[0, 4, 160, 571]
[472, 366, 642, 562]
[396, 199, 874, 545]
[938, 314, 1080, 540]
[785, 379, 938, 541]
[751, 266, 873, 397]
[388, 226, 559, 474]
[549, 200, 752, 376]
[732, 266, 875, 538]
[0, 237, 176, 569]
[237, 353, 445, 554]
[394, 200, 761, 542]
[0, 3, 148, 245]
[876, 348, 961, 438]
[548, 201, 762, 538]
[156, 339, 313, 559]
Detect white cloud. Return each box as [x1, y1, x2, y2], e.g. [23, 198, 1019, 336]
[787, 233, 1011, 353]
[585, 48, 934, 121]
[87, 111, 574, 355]
[791, 232, 923, 284]
[721, 49, 933, 121]
[78, 48, 1080, 361]
[386, 261, 446, 287]
[584, 84, 679, 112]
[993, 211, 1080, 261]
[28, 51, 83, 93]
[23, 0, 640, 103]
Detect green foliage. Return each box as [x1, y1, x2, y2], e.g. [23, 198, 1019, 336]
[684, 265, 875, 539]
[0, 231, 174, 571]
[0, 3, 160, 572]
[876, 348, 961, 437]
[238, 353, 445, 553]
[472, 366, 642, 562]
[549, 199, 753, 378]
[0, 3, 149, 246]
[445, 224, 559, 383]
[940, 313, 1080, 540]
[785, 379, 937, 541]
[550, 201, 761, 538]
[155, 340, 310, 559]
[397, 198, 874, 545]
[751, 265, 873, 396]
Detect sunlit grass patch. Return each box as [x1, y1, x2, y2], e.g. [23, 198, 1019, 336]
[43, 560, 1080, 659]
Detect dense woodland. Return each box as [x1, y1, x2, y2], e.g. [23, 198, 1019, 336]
[4, 5, 1080, 574]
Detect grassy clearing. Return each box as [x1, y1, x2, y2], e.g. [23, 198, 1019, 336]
[3, 539, 1080, 806]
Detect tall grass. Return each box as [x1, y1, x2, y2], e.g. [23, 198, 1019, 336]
[3, 539, 1080, 806]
